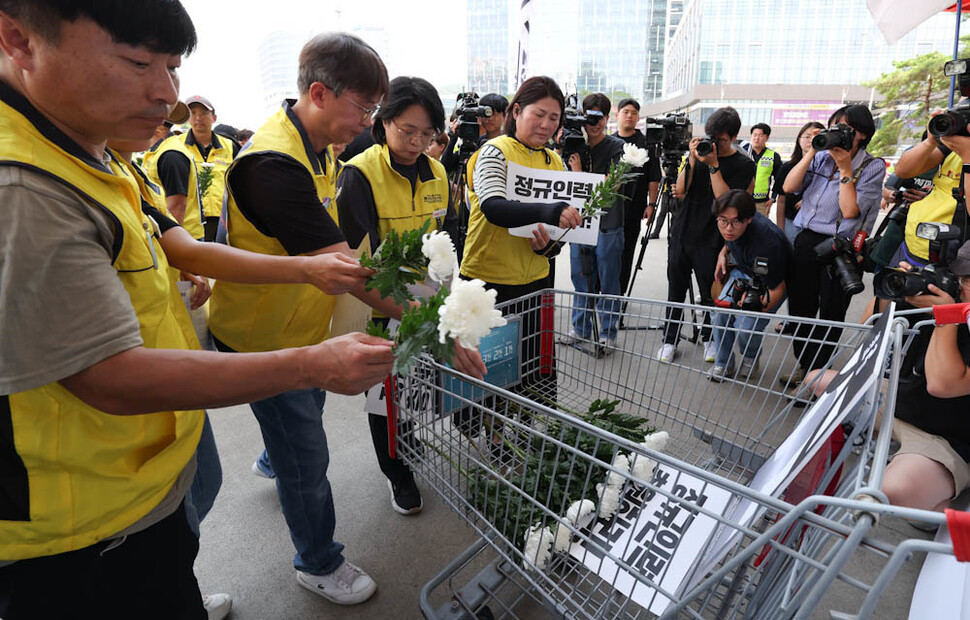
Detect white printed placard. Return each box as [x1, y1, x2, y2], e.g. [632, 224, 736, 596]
[505, 162, 603, 246]
[568, 466, 732, 615]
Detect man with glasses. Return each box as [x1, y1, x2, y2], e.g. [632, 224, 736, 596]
[207, 33, 398, 606]
[659, 106, 755, 364]
[708, 190, 790, 381]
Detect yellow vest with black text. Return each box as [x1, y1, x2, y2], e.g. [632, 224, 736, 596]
[904, 151, 963, 261]
[208, 103, 339, 352]
[148, 134, 207, 240]
[0, 101, 204, 560]
[460, 135, 564, 285]
[183, 131, 234, 219]
[752, 147, 777, 201]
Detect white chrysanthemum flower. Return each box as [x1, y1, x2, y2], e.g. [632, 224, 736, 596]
[421, 230, 458, 283]
[606, 453, 631, 488]
[596, 482, 622, 519]
[621, 143, 649, 167]
[566, 499, 596, 528]
[630, 454, 658, 483]
[437, 278, 507, 349]
[523, 524, 554, 570]
[640, 431, 670, 453]
[552, 522, 573, 552]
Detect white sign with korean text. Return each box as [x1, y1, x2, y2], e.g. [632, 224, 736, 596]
[505, 162, 602, 246]
[568, 466, 732, 615]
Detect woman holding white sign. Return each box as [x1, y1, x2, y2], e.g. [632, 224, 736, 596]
[461, 76, 582, 407]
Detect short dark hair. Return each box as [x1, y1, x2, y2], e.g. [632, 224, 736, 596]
[372, 76, 445, 145]
[582, 92, 611, 116]
[297, 32, 389, 100]
[480, 93, 508, 115]
[829, 104, 876, 149]
[617, 98, 640, 112]
[751, 123, 771, 137]
[713, 188, 756, 220]
[0, 0, 197, 55]
[503, 76, 565, 137]
[704, 106, 742, 139]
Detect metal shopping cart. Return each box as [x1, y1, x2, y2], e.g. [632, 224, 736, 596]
[391, 291, 913, 619]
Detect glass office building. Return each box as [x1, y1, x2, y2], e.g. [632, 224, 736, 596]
[468, 0, 510, 96]
[651, 0, 955, 141]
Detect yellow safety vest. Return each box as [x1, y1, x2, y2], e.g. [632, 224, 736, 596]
[752, 147, 777, 201]
[147, 134, 207, 240]
[904, 151, 963, 261]
[460, 135, 564, 285]
[182, 131, 234, 219]
[344, 144, 448, 240]
[0, 96, 204, 560]
[208, 102, 339, 352]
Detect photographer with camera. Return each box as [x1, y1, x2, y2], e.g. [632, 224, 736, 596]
[559, 93, 633, 350]
[440, 92, 507, 175]
[658, 106, 755, 364]
[613, 98, 663, 295]
[781, 104, 884, 384]
[708, 190, 790, 381]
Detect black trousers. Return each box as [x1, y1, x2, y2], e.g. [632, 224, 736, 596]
[788, 229, 853, 370]
[0, 502, 204, 620]
[203, 217, 219, 243]
[663, 239, 717, 345]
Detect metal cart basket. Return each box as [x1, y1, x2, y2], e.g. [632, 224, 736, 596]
[391, 291, 912, 619]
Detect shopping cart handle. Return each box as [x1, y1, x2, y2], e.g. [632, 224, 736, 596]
[946, 508, 970, 562]
[933, 302, 970, 326]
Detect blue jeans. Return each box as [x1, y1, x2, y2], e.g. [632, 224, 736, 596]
[712, 268, 783, 368]
[250, 388, 344, 575]
[185, 412, 222, 538]
[569, 227, 624, 340]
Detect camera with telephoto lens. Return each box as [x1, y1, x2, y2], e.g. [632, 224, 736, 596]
[928, 58, 970, 137]
[695, 136, 715, 157]
[556, 94, 604, 166]
[644, 113, 692, 181]
[873, 222, 962, 302]
[454, 92, 492, 143]
[813, 231, 867, 296]
[812, 123, 856, 151]
[731, 257, 770, 311]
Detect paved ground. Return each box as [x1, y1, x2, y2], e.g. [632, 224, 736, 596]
[195, 217, 939, 619]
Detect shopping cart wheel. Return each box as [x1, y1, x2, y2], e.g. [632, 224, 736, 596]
[475, 607, 495, 620]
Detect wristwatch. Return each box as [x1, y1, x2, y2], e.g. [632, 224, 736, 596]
[648, 202, 658, 208]
[839, 175, 852, 184]
[708, 166, 720, 175]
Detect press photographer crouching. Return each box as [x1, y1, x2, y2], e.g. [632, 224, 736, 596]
[781, 104, 885, 385]
[708, 190, 791, 382]
[878, 240, 970, 512]
[561, 93, 632, 351]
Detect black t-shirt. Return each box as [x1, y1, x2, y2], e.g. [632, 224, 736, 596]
[227, 153, 345, 256]
[725, 212, 791, 289]
[672, 150, 756, 248]
[588, 134, 628, 230]
[774, 159, 802, 220]
[895, 323, 970, 461]
[157, 150, 191, 197]
[614, 129, 663, 219]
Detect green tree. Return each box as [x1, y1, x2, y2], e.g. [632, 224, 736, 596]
[865, 35, 970, 158]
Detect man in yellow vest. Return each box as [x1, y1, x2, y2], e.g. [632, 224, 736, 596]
[208, 32, 484, 607]
[745, 123, 783, 219]
[0, 3, 396, 618]
[152, 94, 238, 242]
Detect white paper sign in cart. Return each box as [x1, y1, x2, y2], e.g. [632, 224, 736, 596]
[568, 466, 732, 615]
[505, 162, 603, 246]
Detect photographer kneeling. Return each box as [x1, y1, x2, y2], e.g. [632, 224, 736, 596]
[880, 242, 970, 512]
[709, 190, 791, 381]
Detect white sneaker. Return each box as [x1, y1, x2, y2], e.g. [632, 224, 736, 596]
[203, 593, 232, 620]
[657, 344, 677, 363]
[703, 340, 716, 363]
[599, 338, 616, 355]
[559, 329, 583, 345]
[251, 459, 274, 479]
[708, 365, 730, 382]
[737, 356, 760, 380]
[296, 561, 377, 605]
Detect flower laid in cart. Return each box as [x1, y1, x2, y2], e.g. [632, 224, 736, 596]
[630, 431, 669, 482]
[362, 218, 504, 375]
[420, 230, 458, 283]
[523, 524, 555, 570]
[437, 278, 507, 349]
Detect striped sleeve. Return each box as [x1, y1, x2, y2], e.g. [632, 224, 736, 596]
[473, 144, 509, 203]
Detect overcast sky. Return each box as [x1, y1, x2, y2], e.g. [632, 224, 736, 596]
[178, 0, 469, 129]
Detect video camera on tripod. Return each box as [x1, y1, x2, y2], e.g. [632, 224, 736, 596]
[644, 113, 692, 181]
[453, 92, 492, 159]
[555, 94, 603, 169]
